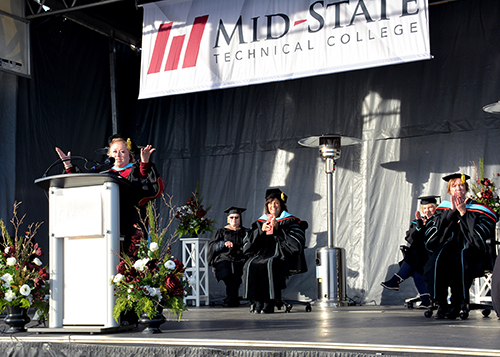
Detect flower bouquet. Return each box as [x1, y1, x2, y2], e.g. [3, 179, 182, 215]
[470, 158, 500, 218]
[174, 182, 216, 237]
[0, 202, 50, 321]
[111, 199, 190, 322]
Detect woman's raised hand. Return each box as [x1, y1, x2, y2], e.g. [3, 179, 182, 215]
[140, 145, 156, 163]
[55, 147, 72, 169]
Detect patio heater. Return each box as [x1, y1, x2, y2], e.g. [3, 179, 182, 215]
[483, 101, 500, 114]
[299, 134, 361, 307]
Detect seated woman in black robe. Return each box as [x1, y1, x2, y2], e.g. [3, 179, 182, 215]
[242, 188, 307, 314]
[55, 135, 164, 254]
[424, 173, 497, 319]
[207, 206, 248, 307]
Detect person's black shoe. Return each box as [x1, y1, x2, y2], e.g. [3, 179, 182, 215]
[445, 307, 460, 320]
[251, 301, 263, 314]
[419, 293, 432, 309]
[435, 305, 449, 319]
[261, 301, 274, 314]
[223, 296, 240, 307]
[380, 274, 403, 291]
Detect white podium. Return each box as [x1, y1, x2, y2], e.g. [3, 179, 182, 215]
[181, 237, 210, 306]
[33, 173, 134, 333]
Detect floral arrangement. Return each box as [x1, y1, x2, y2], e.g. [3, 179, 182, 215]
[0, 202, 49, 320]
[111, 198, 190, 321]
[174, 182, 216, 237]
[470, 158, 500, 218]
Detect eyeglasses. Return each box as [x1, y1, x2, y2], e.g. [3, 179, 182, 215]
[228, 216, 240, 220]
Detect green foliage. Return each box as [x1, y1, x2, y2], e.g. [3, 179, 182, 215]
[0, 202, 49, 321]
[174, 182, 216, 237]
[111, 198, 189, 323]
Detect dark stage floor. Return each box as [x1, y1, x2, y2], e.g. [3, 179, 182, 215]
[1, 303, 500, 357]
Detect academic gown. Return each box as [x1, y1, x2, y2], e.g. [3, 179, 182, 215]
[207, 227, 248, 282]
[402, 219, 430, 275]
[107, 162, 164, 252]
[423, 199, 497, 306]
[242, 211, 307, 303]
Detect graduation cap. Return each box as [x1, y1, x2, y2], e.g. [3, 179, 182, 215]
[224, 206, 246, 215]
[418, 195, 440, 205]
[265, 188, 288, 203]
[442, 172, 470, 183]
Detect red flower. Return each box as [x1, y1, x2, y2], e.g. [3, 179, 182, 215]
[482, 190, 493, 199]
[33, 243, 43, 257]
[173, 258, 184, 271]
[117, 261, 128, 274]
[482, 179, 492, 187]
[124, 267, 138, 283]
[34, 276, 45, 289]
[146, 259, 159, 273]
[165, 274, 184, 296]
[38, 268, 49, 280]
[24, 261, 38, 272]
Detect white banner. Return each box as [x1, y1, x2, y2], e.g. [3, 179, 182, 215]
[139, 0, 430, 99]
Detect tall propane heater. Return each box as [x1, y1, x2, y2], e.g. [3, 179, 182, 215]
[299, 134, 361, 307]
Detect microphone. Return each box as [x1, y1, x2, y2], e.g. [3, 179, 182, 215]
[91, 157, 115, 172]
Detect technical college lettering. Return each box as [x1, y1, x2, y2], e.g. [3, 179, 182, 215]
[146, 0, 422, 73]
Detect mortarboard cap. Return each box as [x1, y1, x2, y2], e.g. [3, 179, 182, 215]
[418, 195, 440, 205]
[265, 188, 288, 203]
[442, 172, 470, 183]
[224, 206, 246, 215]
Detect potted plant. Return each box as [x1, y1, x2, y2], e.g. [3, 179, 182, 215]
[0, 202, 50, 333]
[111, 196, 190, 333]
[174, 182, 216, 238]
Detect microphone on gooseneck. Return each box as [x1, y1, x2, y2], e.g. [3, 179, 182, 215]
[91, 157, 115, 172]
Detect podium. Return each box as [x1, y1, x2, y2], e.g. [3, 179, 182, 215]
[32, 173, 134, 333]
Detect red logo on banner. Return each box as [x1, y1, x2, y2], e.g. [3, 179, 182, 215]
[147, 15, 209, 74]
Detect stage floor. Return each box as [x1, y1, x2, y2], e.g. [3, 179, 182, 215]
[2, 303, 500, 357]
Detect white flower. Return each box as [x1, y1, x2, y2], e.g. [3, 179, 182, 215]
[113, 273, 124, 283]
[20, 284, 31, 296]
[145, 286, 161, 298]
[150, 242, 159, 252]
[477, 192, 482, 198]
[4, 247, 10, 254]
[133, 258, 149, 271]
[1, 273, 13, 285]
[187, 275, 196, 286]
[164, 260, 176, 270]
[6, 257, 16, 266]
[4, 289, 15, 302]
[33, 257, 43, 266]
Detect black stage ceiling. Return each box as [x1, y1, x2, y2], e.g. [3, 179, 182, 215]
[24, 0, 457, 51]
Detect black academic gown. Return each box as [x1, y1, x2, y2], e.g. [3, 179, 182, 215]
[423, 199, 497, 307]
[207, 226, 248, 282]
[242, 211, 307, 303]
[106, 162, 164, 253]
[402, 219, 430, 274]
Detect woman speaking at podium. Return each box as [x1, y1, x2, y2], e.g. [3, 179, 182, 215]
[55, 134, 164, 254]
